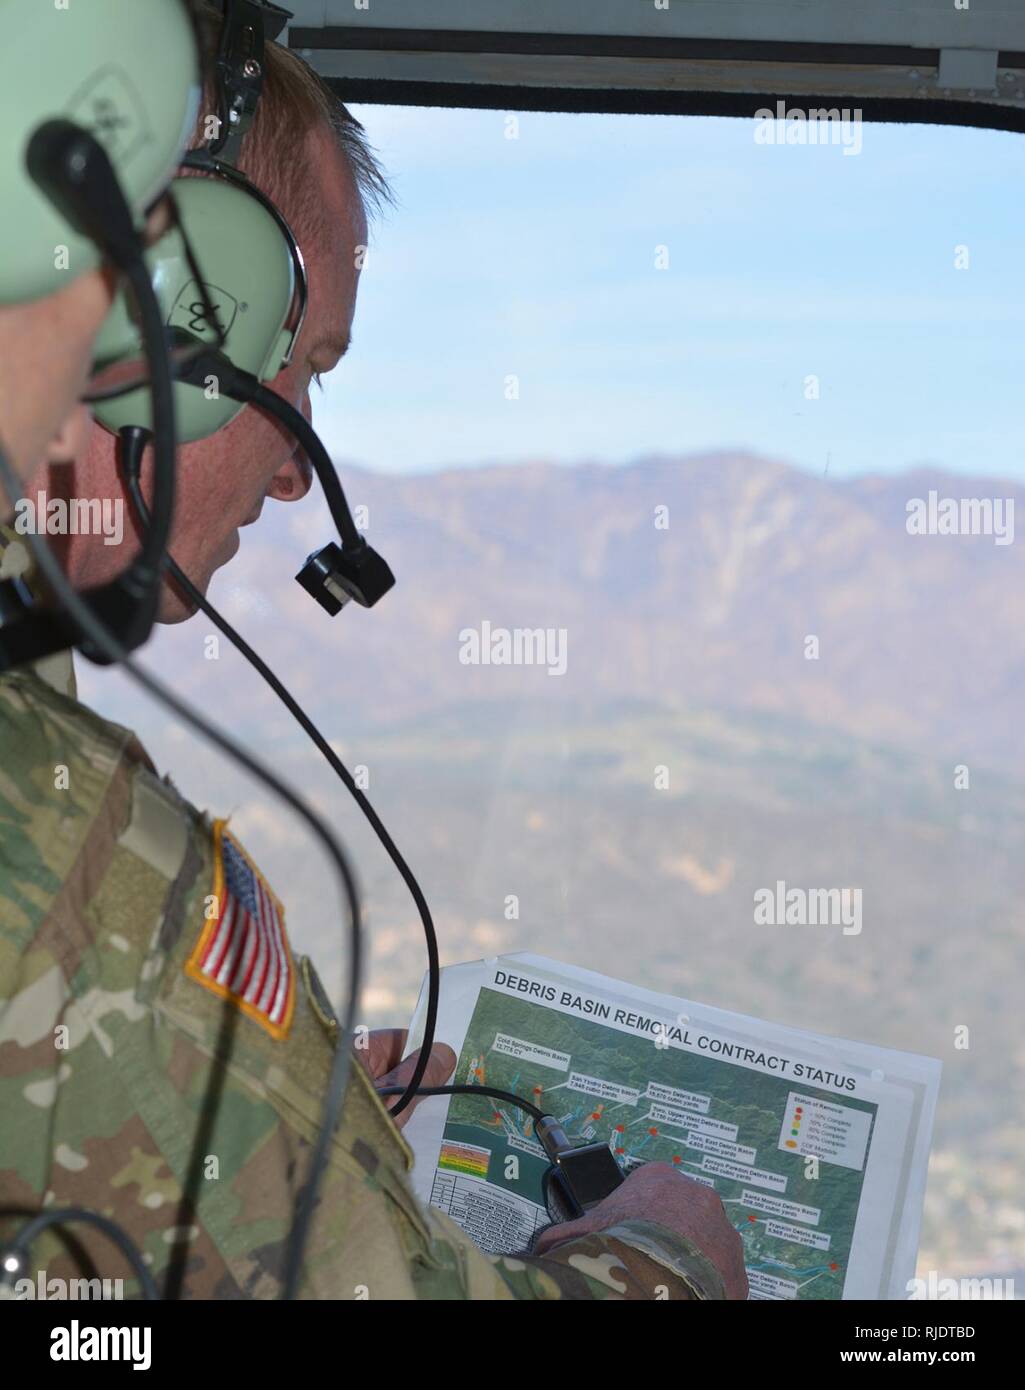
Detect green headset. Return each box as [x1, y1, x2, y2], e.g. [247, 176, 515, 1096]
[91, 153, 307, 441]
[0, 0, 200, 305]
[87, 1, 393, 622]
[84, 0, 302, 441]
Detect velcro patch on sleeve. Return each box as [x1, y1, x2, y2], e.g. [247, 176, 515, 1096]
[185, 819, 295, 1040]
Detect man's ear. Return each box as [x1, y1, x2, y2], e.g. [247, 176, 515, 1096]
[45, 403, 93, 467]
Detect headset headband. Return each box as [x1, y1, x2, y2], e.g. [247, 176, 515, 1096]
[208, 0, 292, 165]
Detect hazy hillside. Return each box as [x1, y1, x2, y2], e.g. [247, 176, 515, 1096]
[97, 450, 1025, 770]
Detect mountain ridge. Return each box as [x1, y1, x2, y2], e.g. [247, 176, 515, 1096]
[189, 449, 1025, 773]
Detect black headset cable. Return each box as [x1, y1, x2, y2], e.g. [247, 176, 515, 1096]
[119, 425, 440, 1125]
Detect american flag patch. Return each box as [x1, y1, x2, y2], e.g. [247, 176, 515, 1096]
[185, 820, 295, 1040]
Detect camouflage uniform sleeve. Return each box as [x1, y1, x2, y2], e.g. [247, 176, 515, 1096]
[472, 1221, 725, 1300]
[1, 666, 449, 1298]
[409, 1187, 721, 1299]
[0, 669, 717, 1301]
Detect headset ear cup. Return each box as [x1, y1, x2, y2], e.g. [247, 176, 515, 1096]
[1, 0, 199, 305]
[92, 174, 298, 444]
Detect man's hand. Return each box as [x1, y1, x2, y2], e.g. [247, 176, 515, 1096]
[533, 1161, 749, 1300]
[357, 1028, 456, 1131]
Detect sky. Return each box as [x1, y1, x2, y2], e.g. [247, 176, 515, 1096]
[308, 104, 1025, 483]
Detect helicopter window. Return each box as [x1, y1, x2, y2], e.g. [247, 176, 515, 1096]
[81, 104, 1025, 1291]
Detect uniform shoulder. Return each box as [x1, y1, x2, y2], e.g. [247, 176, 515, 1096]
[0, 666, 145, 773]
[0, 668, 155, 942]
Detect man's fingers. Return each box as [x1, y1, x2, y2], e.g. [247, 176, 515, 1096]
[381, 1042, 457, 1092]
[367, 1028, 406, 1078]
[377, 1042, 458, 1127]
[358, 1027, 407, 1079]
[420, 1041, 458, 1089]
[532, 1218, 587, 1257]
[352, 1027, 458, 1127]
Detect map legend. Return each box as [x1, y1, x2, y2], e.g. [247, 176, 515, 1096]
[778, 1092, 873, 1172]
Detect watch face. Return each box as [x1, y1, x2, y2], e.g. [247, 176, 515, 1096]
[558, 1144, 625, 1209]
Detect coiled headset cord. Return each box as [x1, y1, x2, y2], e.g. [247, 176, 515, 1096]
[120, 424, 439, 1126]
[375, 1085, 545, 1124]
[121, 418, 573, 1272]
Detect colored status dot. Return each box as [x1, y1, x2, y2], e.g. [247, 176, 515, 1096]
[791, 1129, 799, 1136]
[615, 1124, 625, 1133]
[533, 1086, 542, 1094]
[492, 1112, 500, 1121]
[747, 1214, 757, 1223]
[616, 1147, 625, 1154]
[785, 1140, 796, 1148]
[649, 1127, 658, 1135]
[592, 1112, 601, 1120]
[672, 1155, 681, 1164]
[830, 1263, 838, 1272]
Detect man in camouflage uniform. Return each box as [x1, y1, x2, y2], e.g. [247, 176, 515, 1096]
[0, 34, 748, 1301]
[0, 586, 744, 1299]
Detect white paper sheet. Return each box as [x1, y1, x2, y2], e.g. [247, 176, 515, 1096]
[401, 952, 941, 1300]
